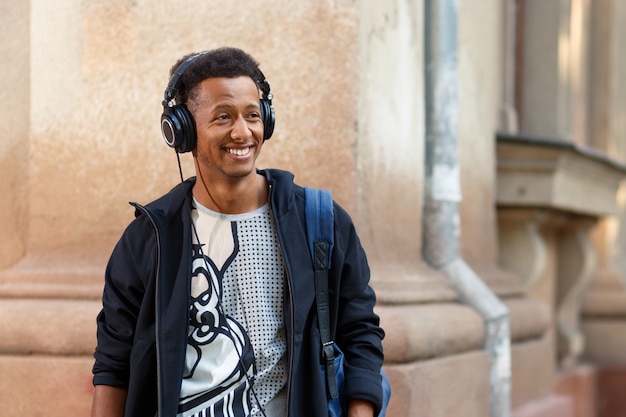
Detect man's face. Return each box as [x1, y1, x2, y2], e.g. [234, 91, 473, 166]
[190, 76, 265, 182]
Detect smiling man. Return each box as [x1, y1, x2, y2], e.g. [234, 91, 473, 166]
[190, 76, 268, 213]
[90, 47, 386, 417]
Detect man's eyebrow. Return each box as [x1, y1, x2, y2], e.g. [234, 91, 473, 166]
[212, 103, 234, 111]
[211, 102, 260, 111]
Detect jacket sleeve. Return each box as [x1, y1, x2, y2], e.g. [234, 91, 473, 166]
[331, 203, 386, 414]
[92, 215, 157, 387]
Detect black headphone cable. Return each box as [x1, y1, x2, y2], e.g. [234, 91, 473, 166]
[175, 149, 269, 417]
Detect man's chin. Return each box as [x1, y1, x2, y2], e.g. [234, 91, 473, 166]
[222, 168, 256, 180]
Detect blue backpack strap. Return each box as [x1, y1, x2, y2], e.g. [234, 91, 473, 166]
[304, 187, 334, 268]
[304, 187, 339, 398]
[305, 187, 392, 415]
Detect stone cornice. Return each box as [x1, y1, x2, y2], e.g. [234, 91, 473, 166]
[496, 133, 626, 216]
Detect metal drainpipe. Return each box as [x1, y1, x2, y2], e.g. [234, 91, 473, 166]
[422, 1, 511, 416]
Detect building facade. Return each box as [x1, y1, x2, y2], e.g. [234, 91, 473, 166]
[1, 0, 625, 416]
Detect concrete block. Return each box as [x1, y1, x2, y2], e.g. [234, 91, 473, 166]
[0, 299, 100, 355]
[384, 350, 490, 417]
[378, 303, 484, 363]
[0, 355, 94, 417]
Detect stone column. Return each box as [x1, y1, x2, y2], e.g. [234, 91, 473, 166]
[357, 2, 495, 416]
[357, 0, 456, 305]
[520, 0, 591, 144]
[0, 0, 29, 270]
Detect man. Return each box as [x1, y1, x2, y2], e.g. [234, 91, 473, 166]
[91, 47, 385, 417]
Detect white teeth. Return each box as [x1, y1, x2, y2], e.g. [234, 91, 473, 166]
[228, 147, 250, 156]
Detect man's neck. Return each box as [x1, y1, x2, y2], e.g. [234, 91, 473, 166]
[192, 171, 268, 214]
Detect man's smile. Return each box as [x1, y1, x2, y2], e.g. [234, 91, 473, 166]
[226, 146, 253, 157]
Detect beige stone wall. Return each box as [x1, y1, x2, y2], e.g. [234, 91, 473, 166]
[18, 0, 360, 270]
[0, 0, 506, 415]
[0, 1, 365, 415]
[0, 0, 29, 270]
[356, 0, 445, 300]
[3, 0, 626, 416]
[457, 0, 505, 274]
[600, 0, 626, 280]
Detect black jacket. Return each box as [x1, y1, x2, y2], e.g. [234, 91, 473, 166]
[93, 169, 385, 416]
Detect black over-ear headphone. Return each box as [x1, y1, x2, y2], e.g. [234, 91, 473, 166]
[161, 51, 276, 153]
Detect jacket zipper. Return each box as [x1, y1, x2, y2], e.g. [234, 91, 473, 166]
[268, 182, 295, 417]
[133, 203, 163, 417]
[137, 180, 292, 417]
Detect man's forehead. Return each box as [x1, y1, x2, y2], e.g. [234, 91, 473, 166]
[195, 77, 259, 97]
[189, 77, 261, 110]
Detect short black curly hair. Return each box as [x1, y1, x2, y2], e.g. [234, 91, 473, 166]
[168, 47, 265, 107]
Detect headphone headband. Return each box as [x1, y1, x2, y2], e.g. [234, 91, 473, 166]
[163, 51, 210, 106]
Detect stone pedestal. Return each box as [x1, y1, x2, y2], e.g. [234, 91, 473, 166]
[582, 220, 626, 366]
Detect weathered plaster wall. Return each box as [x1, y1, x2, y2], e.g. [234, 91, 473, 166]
[6, 0, 621, 416]
[607, 1, 626, 281]
[0, 0, 29, 270]
[457, 0, 503, 269]
[22, 0, 360, 267]
[356, 0, 445, 301]
[0, 2, 364, 415]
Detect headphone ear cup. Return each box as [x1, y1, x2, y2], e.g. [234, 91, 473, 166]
[260, 99, 275, 141]
[161, 105, 197, 153]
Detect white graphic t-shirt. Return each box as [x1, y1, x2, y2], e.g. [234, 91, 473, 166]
[177, 200, 287, 417]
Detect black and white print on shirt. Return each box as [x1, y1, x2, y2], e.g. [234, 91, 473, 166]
[178, 239, 256, 417]
[178, 203, 287, 417]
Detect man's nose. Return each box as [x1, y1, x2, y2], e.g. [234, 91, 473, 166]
[231, 114, 252, 140]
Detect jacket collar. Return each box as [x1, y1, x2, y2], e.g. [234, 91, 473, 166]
[259, 168, 296, 219]
[133, 168, 296, 223]
[132, 178, 195, 227]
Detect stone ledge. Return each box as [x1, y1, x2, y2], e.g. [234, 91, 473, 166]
[378, 303, 485, 363]
[505, 297, 551, 343]
[496, 133, 626, 216]
[582, 292, 626, 317]
[2, 287, 550, 361]
[0, 282, 102, 300]
[0, 299, 100, 355]
[370, 261, 458, 304]
[0, 248, 108, 287]
[471, 262, 525, 298]
[379, 296, 550, 364]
